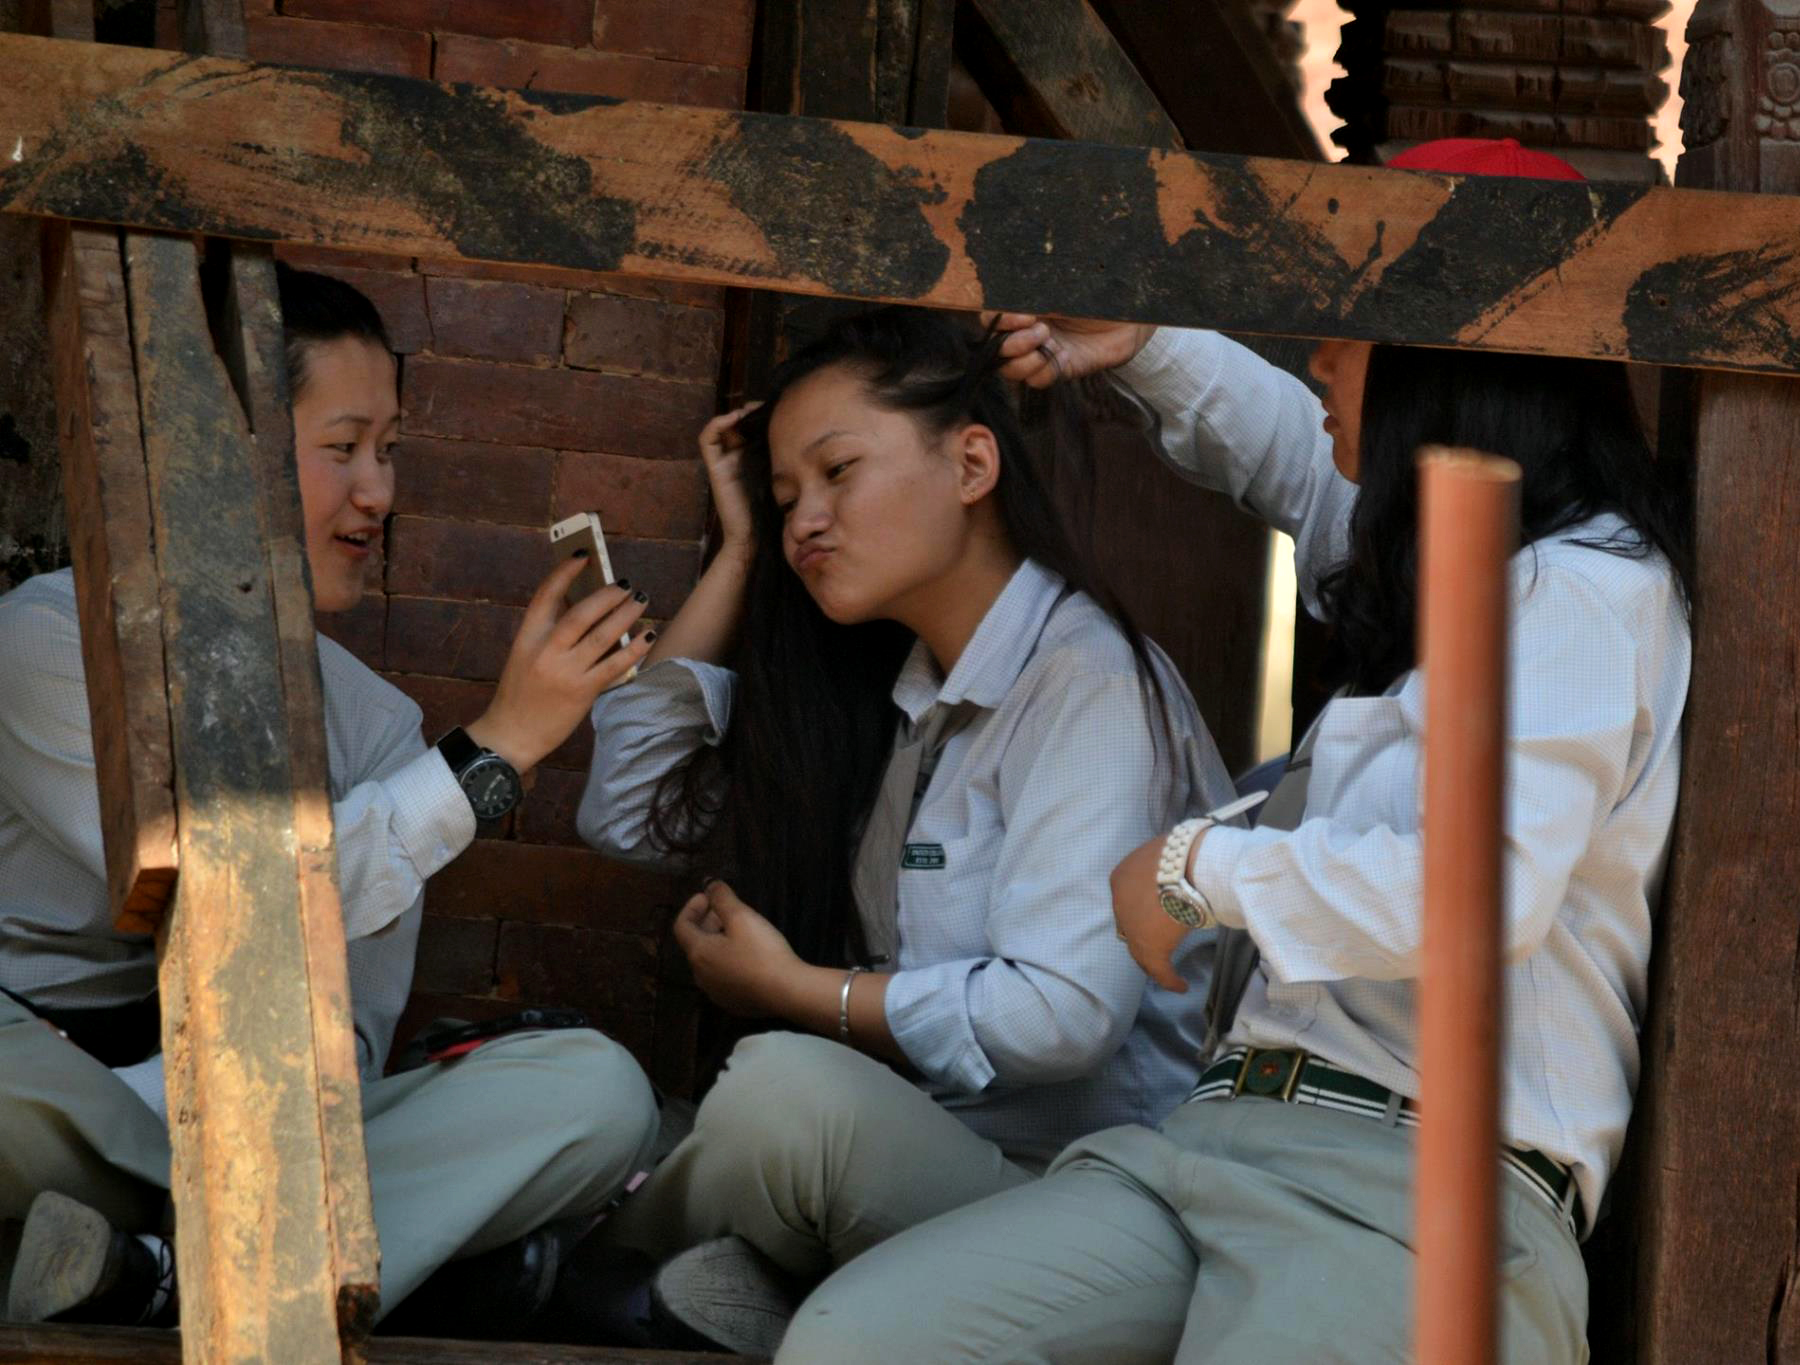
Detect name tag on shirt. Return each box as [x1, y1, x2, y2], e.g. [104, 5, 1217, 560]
[901, 843, 946, 870]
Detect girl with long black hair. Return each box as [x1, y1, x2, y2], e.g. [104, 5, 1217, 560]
[775, 138, 1694, 1364]
[575, 306, 1236, 1353]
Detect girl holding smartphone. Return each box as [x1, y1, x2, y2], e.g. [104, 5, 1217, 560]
[576, 307, 1236, 1354]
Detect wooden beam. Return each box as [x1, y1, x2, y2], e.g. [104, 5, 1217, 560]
[961, 0, 1182, 148]
[127, 231, 372, 1361]
[0, 1323, 751, 1364]
[2, 36, 1800, 373]
[1089, 0, 1320, 159]
[1618, 0, 1800, 1357]
[43, 224, 178, 934]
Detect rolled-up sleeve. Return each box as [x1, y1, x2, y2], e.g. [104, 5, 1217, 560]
[883, 669, 1178, 1092]
[1191, 564, 1641, 981]
[331, 746, 473, 941]
[577, 658, 734, 863]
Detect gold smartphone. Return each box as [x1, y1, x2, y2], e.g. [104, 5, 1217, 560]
[548, 511, 631, 650]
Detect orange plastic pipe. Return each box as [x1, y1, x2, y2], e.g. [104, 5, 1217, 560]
[1414, 447, 1521, 1365]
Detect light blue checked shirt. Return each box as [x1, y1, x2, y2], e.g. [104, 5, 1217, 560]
[581, 559, 1236, 1163]
[0, 568, 473, 1079]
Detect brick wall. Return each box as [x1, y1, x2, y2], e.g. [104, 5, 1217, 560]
[231, 0, 754, 1094]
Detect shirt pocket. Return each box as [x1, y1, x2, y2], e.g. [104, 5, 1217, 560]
[1304, 694, 1419, 830]
[894, 827, 1002, 967]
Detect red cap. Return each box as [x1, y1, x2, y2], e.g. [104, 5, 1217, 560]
[1386, 137, 1585, 182]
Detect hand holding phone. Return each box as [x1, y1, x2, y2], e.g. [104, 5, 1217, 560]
[550, 511, 632, 653]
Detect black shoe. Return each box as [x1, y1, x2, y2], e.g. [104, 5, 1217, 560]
[649, 1236, 804, 1357]
[377, 1224, 562, 1340]
[6, 1191, 174, 1326]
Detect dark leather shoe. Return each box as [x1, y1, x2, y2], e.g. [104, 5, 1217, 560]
[377, 1225, 562, 1340]
[6, 1191, 174, 1326]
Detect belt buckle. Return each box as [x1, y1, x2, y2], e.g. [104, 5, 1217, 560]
[1233, 1047, 1308, 1101]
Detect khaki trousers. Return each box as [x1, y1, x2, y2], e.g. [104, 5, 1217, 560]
[0, 997, 660, 1315]
[599, 1032, 1037, 1280]
[778, 1095, 1590, 1364]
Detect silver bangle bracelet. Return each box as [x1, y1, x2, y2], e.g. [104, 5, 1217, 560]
[838, 966, 867, 1043]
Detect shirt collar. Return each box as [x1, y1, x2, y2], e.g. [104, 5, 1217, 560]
[890, 559, 1068, 725]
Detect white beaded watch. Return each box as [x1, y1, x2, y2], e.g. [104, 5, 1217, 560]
[1155, 792, 1269, 929]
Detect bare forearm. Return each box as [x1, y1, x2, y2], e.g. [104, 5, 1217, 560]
[778, 963, 907, 1065]
[646, 543, 753, 667]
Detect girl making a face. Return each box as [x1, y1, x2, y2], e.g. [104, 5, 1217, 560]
[577, 306, 1236, 1353]
[776, 140, 1694, 1365]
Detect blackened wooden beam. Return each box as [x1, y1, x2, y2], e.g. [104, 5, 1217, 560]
[3, 33, 1800, 373]
[963, 0, 1182, 148]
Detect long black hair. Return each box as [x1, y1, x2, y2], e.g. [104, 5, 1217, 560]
[1317, 345, 1694, 696]
[650, 306, 1171, 965]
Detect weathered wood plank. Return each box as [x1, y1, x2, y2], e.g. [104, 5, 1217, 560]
[1, 35, 1800, 373]
[43, 222, 179, 934]
[964, 0, 1182, 148]
[0, 1323, 756, 1363]
[213, 240, 383, 1340]
[1618, 0, 1800, 1358]
[128, 231, 359, 1362]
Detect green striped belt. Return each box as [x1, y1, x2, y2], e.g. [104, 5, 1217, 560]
[1187, 1047, 1584, 1237]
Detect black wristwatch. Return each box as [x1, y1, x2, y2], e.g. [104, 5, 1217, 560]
[436, 727, 523, 821]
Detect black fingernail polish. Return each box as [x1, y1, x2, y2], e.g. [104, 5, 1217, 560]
[633, 590, 648, 604]
[644, 629, 658, 643]
[616, 577, 632, 589]
[572, 548, 588, 558]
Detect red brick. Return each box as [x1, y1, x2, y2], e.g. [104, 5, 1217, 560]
[316, 591, 387, 668]
[287, 0, 589, 46]
[277, 262, 429, 354]
[386, 595, 524, 681]
[428, 838, 687, 934]
[592, 0, 754, 68]
[416, 255, 726, 310]
[497, 922, 657, 1014]
[391, 435, 556, 527]
[553, 451, 708, 541]
[387, 516, 554, 604]
[565, 293, 723, 384]
[434, 33, 745, 109]
[385, 521, 699, 622]
[411, 913, 499, 995]
[246, 15, 431, 77]
[385, 669, 593, 769]
[513, 764, 588, 847]
[276, 244, 414, 275]
[423, 276, 565, 365]
[402, 357, 713, 460]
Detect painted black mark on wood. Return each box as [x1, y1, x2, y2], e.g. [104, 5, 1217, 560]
[1347, 177, 1650, 343]
[1624, 247, 1800, 370]
[322, 70, 636, 272]
[961, 142, 1359, 326]
[694, 112, 950, 298]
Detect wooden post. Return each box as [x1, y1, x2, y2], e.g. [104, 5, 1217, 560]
[1414, 449, 1519, 1365]
[125, 230, 376, 1361]
[1623, 0, 1800, 1354]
